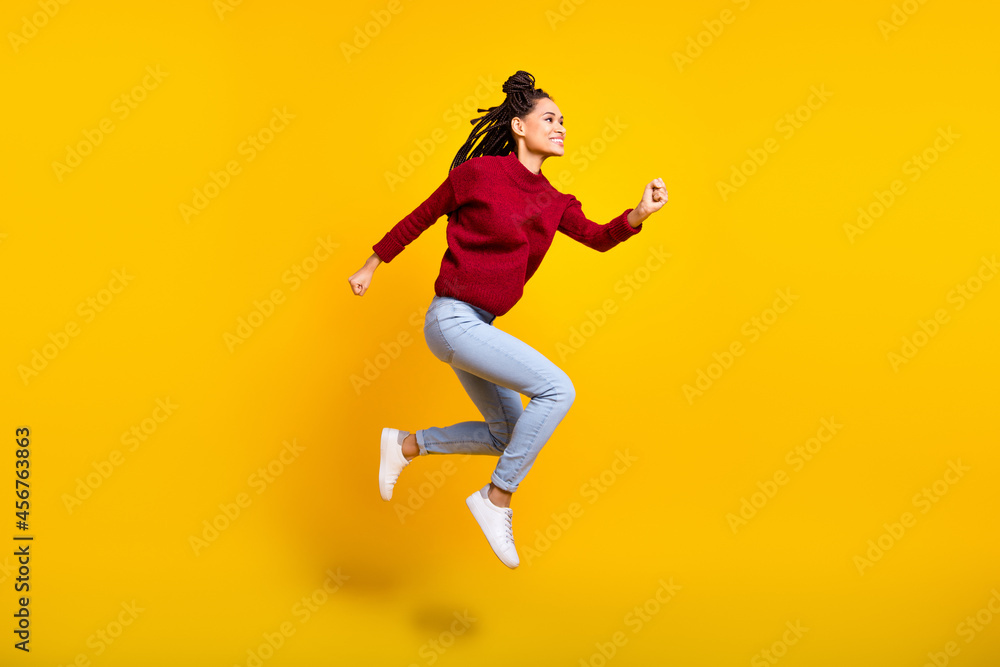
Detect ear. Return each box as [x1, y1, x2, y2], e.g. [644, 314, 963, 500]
[510, 116, 525, 139]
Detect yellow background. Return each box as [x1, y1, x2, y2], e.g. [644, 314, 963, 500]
[2, 0, 998, 665]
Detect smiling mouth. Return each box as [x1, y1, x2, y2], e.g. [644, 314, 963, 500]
[550, 137, 564, 146]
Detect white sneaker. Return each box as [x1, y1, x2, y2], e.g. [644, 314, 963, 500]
[378, 427, 412, 501]
[466, 484, 519, 568]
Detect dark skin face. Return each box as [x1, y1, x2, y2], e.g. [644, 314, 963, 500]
[509, 97, 565, 174]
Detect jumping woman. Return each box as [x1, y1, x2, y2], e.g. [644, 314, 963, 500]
[348, 70, 667, 568]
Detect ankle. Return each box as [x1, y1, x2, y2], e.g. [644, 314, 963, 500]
[487, 483, 512, 508]
[401, 433, 419, 460]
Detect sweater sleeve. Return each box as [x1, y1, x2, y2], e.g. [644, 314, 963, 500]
[557, 195, 642, 252]
[372, 174, 460, 263]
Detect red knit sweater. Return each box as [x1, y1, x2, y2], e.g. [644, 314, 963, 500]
[372, 150, 643, 317]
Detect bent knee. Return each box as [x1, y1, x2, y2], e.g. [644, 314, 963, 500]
[551, 373, 576, 406]
[488, 425, 515, 452]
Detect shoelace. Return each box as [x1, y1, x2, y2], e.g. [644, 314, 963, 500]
[503, 508, 514, 545]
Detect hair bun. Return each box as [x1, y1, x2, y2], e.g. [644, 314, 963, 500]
[502, 70, 536, 96]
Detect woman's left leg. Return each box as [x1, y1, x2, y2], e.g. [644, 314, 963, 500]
[415, 366, 524, 457]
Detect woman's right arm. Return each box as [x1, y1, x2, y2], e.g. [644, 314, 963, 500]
[370, 176, 459, 264]
[348, 252, 382, 296]
[348, 171, 462, 296]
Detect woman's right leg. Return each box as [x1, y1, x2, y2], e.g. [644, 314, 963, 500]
[414, 297, 524, 459]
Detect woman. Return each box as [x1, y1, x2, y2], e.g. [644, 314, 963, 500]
[348, 70, 667, 568]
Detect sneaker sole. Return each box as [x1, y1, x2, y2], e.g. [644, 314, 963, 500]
[378, 427, 401, 501]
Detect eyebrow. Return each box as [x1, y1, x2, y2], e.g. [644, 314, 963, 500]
[542, 112, 564, 120]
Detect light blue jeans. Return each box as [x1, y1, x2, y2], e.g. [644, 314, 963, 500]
[416, 295, 576, 493]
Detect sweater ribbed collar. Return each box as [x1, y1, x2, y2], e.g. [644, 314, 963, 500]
[499, 151, 551, 193]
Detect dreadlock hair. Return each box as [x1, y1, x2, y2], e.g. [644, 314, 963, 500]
[449, 70, 552, 172]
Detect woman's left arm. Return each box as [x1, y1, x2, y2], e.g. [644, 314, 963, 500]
[558, 178, 669, 252]
[628, 178, 668, 227]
